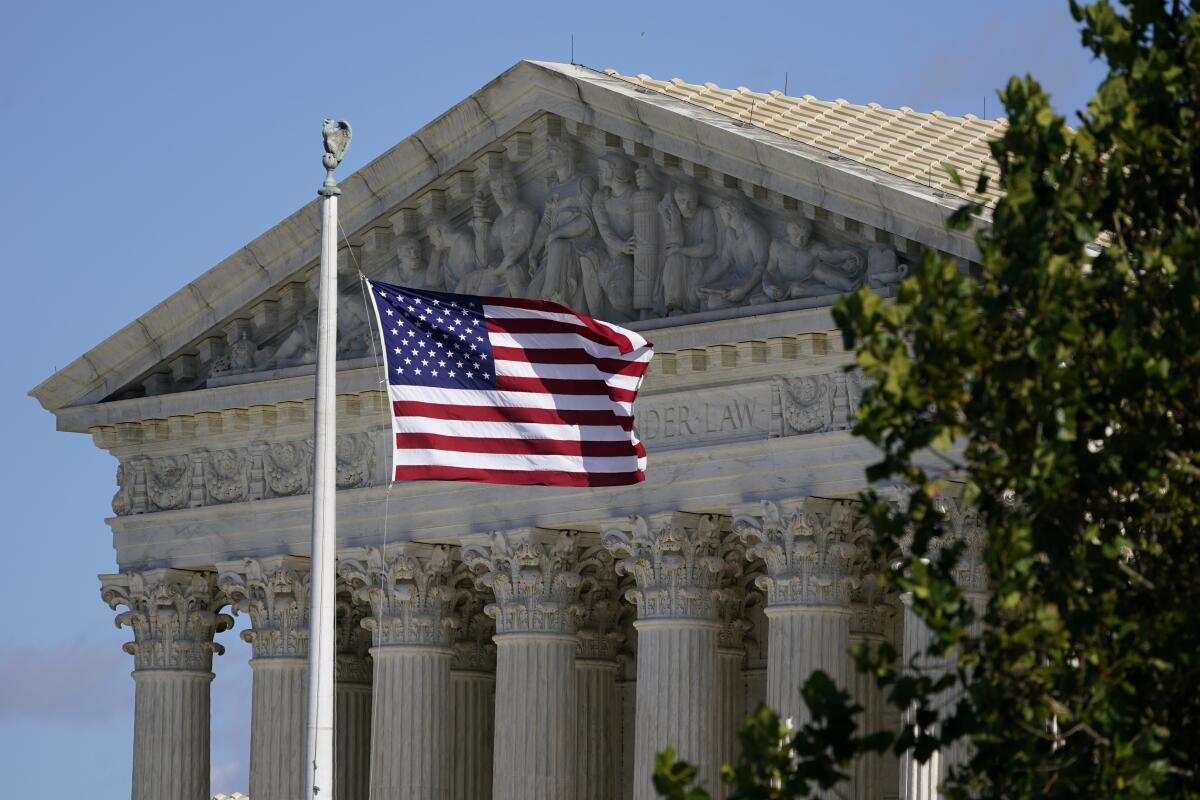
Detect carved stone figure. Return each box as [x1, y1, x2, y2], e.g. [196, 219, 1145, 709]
[382, 235, 429, 289]
[763, 219, 866, 300]
[271, 311, 318, 369]
[469, 167, 537, 297]
[697, 196, 770, 308]
[229, 330, 260, 372]
[659, 183, 717, 315]
[582, 153, 639, 320]
[866, 245, 908, 290]
[528, 137, 598, 308]
[426, 217, 477, 293]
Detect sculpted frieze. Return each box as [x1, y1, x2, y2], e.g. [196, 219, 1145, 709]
[191, 127, 913, 393]
[111, 431, 377, 515]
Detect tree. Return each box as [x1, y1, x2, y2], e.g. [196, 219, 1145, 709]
[655, 0, 1200, 796]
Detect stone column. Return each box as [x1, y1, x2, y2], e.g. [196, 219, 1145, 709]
[604, 513, 725, 800]
[449, 564, 497, 800]
[464, 529, 583, 800]
[714, 536, 752, 800]
[334, 591, 373, 800]
[733, 500, 861, 731]
[848, 571, 895, 800]
[100, 569, 233, 800]
[217, 557, 310, 800]
[899, 595, 940, 800]
[897, 497, 989, 800]
[742, 593, 769, 719]
[339, 544, 456, 800]
[576, 547, 624, 800]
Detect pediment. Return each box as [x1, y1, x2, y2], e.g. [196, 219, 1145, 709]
[31, 60, 981, 420]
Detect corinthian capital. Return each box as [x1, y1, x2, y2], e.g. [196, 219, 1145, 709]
[732, 499, 863, 608]
[217, 556, 310, 659]
[576, 545, 625, 660]
[338, 544, 456, 647]
[449, 561, 496, 671]
[100, 569, 233, 671]
[603, 512, 725, 621]
[462, 529, 582, 636]
[935, 497, 989, 598]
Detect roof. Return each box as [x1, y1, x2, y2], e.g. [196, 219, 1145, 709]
[31, 60, 984, 420]
[604, 69, 1006, 206]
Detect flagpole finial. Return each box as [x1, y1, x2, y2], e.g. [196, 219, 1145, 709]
[320, 119, 352, 197]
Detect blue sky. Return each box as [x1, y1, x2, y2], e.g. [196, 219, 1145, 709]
[0, 1, 1107, 796]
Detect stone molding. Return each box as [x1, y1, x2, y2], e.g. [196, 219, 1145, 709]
[732, 499, 864, 608]
[100, 568, 233, 671]
[339, 544, 457, 648]
[217, 555, 311, 659]
[462, 529, 583, 636]
[603, 512, 725, 621]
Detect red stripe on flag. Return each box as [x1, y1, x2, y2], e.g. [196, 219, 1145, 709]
[490, 346, 650, 377]
[483, 296, 640, 353]
[487, 318, 625, 351]
[394, 464, 645, 487]
[494, 375, 638, 403]
[392, 400, 635, 430]
[396, 432, 645, 458]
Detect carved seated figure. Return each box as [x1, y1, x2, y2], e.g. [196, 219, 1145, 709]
[696, 196, 770, 309]
[762, 219, 866, 301]
[528, 136, 597, 308]
[426, 217, 479, 294]
[469, 167, 537, 297]
[580, 153, 638, 320]
[659, 183, 717, 315]
[381, 235, 431, 289]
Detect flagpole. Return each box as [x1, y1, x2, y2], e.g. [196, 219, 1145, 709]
[305, 119, 351, 798]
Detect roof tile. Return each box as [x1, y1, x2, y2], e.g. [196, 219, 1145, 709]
[603, 68, 1008, 205]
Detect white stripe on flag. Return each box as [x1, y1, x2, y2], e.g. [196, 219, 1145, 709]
[394, 448, 642, 473]
[394, 416, 633, 442]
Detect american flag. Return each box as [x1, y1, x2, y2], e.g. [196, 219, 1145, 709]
[365, 280, 653, 487]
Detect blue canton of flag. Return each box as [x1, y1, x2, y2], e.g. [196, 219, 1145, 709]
[370, 285, 497, 390]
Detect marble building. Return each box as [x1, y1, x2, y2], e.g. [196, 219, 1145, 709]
[29, 61, 998, 800]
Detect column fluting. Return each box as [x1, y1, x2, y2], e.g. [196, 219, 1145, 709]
[339, 544, 456, 799]
[605, 513, 725, 800]
[464, 529, 584, 800]
[217, 556, 310, 800]
[101, 568, 232, 800]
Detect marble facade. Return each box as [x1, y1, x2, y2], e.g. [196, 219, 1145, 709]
[31, 61, 991, 800]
